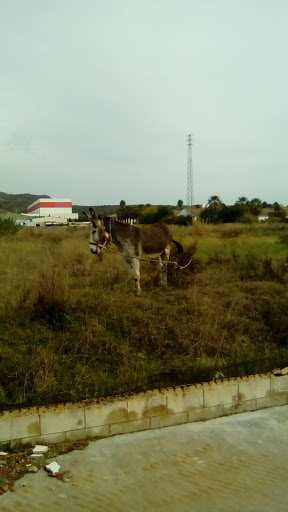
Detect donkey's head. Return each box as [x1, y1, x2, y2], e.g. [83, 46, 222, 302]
[83, 208, 109, 255]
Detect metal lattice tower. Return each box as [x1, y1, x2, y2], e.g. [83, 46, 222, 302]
[186, 134, 194, 206]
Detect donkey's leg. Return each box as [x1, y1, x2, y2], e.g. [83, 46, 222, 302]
[124, 257, 141, 295]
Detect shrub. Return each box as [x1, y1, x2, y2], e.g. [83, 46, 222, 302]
[237, 253, 288, 283]
[0, 218, 22, 236]
[172, 215, 192, 226]
[139, 206, 174, 224]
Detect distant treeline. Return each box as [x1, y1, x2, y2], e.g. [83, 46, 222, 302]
[200, 196, 288, 224]
[2, 190, 287, 225]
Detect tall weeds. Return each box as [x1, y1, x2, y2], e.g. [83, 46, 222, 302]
[0, 224, 288, 408]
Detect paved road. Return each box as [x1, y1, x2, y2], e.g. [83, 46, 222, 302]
[1, 405, 288, 511]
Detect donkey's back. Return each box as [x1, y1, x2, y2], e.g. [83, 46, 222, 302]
[138, 222, 172, 255]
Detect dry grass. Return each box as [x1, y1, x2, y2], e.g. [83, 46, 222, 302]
[0, 223, 288, 408]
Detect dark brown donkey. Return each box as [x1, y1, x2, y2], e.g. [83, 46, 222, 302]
[83, 208, 183, 295]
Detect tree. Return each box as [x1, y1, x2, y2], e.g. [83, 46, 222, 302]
[269, 202, 286, 221]
[177, 199, 183, 208]
[248, 198, 262, 216]
[234, 197, 249, 217]
[218, 205, 246, 223]
[119, 200, 126, 208]
[250, 198, 262, 205]
[236, 197, 249, 205]
[199, 196, 224, 223]
[207, 195, 224, 212]
[273, 202, 283, 211]
[200, 207, 218, 223]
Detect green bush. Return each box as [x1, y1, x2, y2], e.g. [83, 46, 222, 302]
[139, 206, 174, 224]
[0, 218, 22, 236]
[172, 215, 192, 226]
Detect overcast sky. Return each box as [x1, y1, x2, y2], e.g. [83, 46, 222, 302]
[1, 0, 287, 206]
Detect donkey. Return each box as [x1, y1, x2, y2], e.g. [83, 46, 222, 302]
[83, 208, 183, 295]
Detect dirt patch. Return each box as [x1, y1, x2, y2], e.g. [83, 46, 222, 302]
[0, 437, 100, 495]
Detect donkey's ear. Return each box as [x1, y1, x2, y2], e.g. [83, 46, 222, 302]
[89, 207, 97, 220]
[82, 211, 90, 220]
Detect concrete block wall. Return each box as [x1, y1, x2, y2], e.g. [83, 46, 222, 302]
[1, 372, 288, 446]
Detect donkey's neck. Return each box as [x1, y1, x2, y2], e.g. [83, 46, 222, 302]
[104, 219, 137, 247]
[103, 218, 126, 233]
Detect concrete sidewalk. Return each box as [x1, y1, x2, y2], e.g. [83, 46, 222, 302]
[1, 405, 288, 511]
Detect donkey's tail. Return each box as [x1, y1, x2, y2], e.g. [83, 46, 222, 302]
[172, 239, 183, 254]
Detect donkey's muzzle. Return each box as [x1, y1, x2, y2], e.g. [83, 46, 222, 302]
[89, 243, 101, 255]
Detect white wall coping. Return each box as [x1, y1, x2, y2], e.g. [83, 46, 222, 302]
[1, 371, 288, 446]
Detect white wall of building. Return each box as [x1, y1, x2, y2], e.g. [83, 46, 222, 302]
[27, 198, 78, 220]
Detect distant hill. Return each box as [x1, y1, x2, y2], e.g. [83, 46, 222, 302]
[0, 192, 50, 214]
[0, 192, 123, 219]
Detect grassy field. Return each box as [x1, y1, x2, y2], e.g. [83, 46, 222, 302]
[1, 222, 288, 409]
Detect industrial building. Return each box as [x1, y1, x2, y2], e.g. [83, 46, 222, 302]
[17, 198, 79, 226]
[27, 198, 78, 219]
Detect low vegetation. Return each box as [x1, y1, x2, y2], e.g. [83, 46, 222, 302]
[0, 217, 22, 236]
[1, 221, 288, 409]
